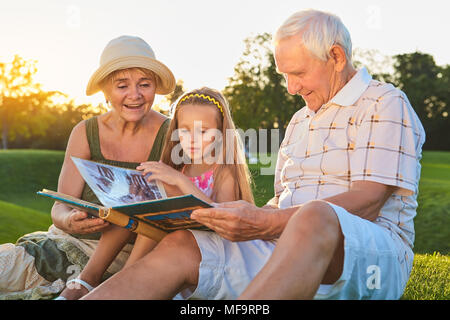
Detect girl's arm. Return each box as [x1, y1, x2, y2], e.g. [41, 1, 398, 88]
[209, 169, 236, 203]
[175, 178, 215, 204]
[137, 161, 215, 203]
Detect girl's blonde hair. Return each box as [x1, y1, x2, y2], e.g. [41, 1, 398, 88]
[160, 87, 254, 204]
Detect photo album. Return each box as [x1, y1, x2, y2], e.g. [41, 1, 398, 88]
[38, 157, 212, 241]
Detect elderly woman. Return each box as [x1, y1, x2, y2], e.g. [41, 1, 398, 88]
[0, 35, 175, 299]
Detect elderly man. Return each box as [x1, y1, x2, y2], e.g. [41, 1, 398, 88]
[83, 9, 425, 300]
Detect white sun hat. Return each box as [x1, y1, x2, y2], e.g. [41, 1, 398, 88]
[86, 35, 176, 96]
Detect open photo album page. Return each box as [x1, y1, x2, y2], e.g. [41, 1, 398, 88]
[71, 157, 167, 207]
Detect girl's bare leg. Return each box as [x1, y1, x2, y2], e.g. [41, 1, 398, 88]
[123, 234, 158, 269]
[59, 225, 133, 300]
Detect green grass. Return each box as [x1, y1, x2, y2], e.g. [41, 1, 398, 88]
[0, 149, 448, 299]
[414, 151, 450, 254]
[0, 149, 64, 212]
[0, 200, 52, 243]
[249, 164, 276, 207]
[402, 253, 449, 300]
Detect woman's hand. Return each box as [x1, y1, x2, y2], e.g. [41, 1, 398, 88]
[137, 161, 189, 187]
[62, 209, 110, 234]
[191, 200, 281, 242]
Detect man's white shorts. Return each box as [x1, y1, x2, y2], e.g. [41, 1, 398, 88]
[178, 202, 414, 300]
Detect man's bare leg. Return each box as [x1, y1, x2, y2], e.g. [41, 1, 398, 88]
[239, 200, 344, 299]
[82, 230, 201, 300]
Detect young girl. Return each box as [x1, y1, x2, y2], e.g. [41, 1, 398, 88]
[58, 87, 254, 299]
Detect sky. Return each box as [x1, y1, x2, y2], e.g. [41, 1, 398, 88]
[1, 0, 449, 106]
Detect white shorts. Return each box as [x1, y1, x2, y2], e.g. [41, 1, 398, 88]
[178, 203, 414, 300]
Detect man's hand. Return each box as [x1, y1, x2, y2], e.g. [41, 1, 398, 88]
[191, 200, 281, 242]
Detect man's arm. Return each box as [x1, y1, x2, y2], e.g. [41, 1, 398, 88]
[263, 180, 394, 238]
[191, 180, 394, 242]
[323, 180, 395, 221]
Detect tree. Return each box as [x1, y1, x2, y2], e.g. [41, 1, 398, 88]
[223, 33, 303, 138]
[165, 79, 186, 106]
[389, 52, 450, 150]
[154, 79, 186, 116]
[0, 55, 57, 149]
[42, 101, 107, 150]
[9, 100, 108, 150]
[352, 48, 394, 83]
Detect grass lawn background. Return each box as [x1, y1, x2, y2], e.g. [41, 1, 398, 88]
[0, 149, 448, 299]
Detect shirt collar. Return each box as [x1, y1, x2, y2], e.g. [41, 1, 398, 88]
[329, 67, 372, 107]
[300, 67, 372, 118]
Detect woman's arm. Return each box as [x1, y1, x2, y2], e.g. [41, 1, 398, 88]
[51, 121, 109, 234]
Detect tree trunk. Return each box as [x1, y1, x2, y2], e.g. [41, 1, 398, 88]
[0, 93, 5, 149]
[1, 120, 7, 150]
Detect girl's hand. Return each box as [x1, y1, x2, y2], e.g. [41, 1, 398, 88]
[137, 161, 214, 204]
[136, 161, 188, 187]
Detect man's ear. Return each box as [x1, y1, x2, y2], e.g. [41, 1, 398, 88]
[329, 45, 347, 72]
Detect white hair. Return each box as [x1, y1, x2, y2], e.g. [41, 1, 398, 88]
[274, 9, 353, 63]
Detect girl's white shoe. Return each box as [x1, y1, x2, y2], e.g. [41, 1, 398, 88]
[54, 278, 95, 300]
